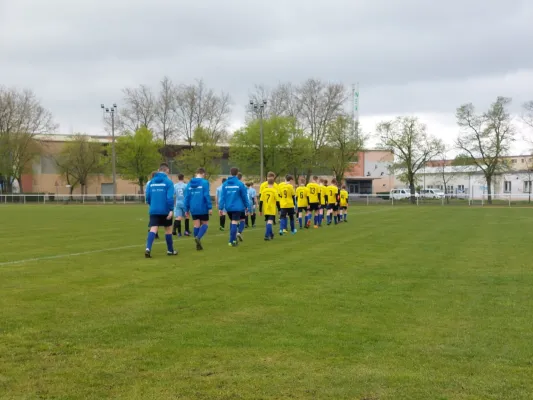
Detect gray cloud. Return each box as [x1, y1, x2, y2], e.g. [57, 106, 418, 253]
[1, 0, 532, 135]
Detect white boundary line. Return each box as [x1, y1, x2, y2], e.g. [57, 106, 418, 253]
[0, 208, 393, 267]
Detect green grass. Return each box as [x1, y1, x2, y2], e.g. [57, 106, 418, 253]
[1, 205, 533, 399]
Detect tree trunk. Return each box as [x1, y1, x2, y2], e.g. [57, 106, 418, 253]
[409, 180, 416, 204]
[486, 176, 492, 204]
[139, 179, 145, 195]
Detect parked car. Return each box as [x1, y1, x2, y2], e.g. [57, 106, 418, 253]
[420, 189, 445, 199]
[390, 188, 420, 200]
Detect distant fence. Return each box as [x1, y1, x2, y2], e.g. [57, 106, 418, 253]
[1, 193, 533, 207]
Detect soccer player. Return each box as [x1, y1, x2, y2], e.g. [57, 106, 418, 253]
[295, 177, 311, 229]
[259, 172, 279, 241]
[144, 163, 177, 258]
[319, 179, 328, 226]
[184, 168, 212, 251]
[278, 174, 297, 235]
[236, 173, 247, 236]
[260, 173, 278, 225]
[306, 175, 321, 229]
[245, 182, 257, 228]
[145, 171, 160, 239]
[326, 178, 340, 225]
[173, 174, 190, 237]
[219, 167, 249, 247]
[215, 178, 227, 231]
[339, 184, 349, 222]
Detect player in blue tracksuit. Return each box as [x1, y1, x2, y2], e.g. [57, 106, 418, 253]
[218, 167, 250, 247]
[172, 174, 190, 237]
[184, 168, 212, 251]
[145, 171, 159, 239]
[144, 163, 177, 258]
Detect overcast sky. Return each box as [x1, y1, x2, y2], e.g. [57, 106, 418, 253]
[1, 0, 532, 152]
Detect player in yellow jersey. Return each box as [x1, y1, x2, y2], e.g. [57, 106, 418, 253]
[259, 172, 280, 241]
[319, 179, 328, 226]
[259, 172, 279, 226]
[295, 177, 311, 229]
[326, 178, 340, 225]
[278, 175, 297, 235]
[339, 184, 349, 222]
[306, 175, 321, 228]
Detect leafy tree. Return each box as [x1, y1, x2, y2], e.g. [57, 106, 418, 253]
[55, 134, 107, 195]
[0, 87, 56, 192]
[230, 116, 306, 179]
[452, 153, 477, 166]
[455, 96, 515, 204]
[377, 116, 442, 203]
[177, 126, 222, 180]
[321, 116, 365, 183]
[522, 100, 533, 130]
[116, 126, 163, 194]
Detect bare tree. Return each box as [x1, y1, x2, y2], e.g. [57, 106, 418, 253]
[155, 76, 178, 146]
[432, 146, 464, 203]
[377, 116, 442, 203]
[247, 83, 301, 120]
[294, 79, 347, 177]
[522, 101, 533, 130]
[174, 79, 231, 146]
[120, 84, 156, 132]
[456, 96, 515, 204]
[0, 87, 56, 192]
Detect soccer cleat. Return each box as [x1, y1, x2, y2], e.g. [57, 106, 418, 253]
[279, 230, 284, 236]
[184, 231, 190, 237]
[195, 237, 203, 251]
[306, 220, 311, 228]
[178, 233, 182, 238]
[228, 241, 238, 247]
[270, 234, 274, 240]
[264, 236, 270, 241]
[283, 229, 288, 233]
[237, 233, 243, 242]
[291, 229, 297, 235]
[172, 231, 177, 236]
[145, 249, 151, 258]
[219, 226, 225, 231]
[313, 225, 318, 229]
[167, 250, 178, 256]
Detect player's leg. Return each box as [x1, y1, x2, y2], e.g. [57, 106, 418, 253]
[228, 212, 239, 246]
[195, 216, 209, 250]
[344, 206, 348, 222]
[145, 216, 162, 257]
[298, 209, 303, 229]
[279, 209, 287, 235]
[245, 213, 250, 228]
[251, 206, 257, 227]
[289, 209, 296, 234]
[219, 210, 226, 231]
[192, 217, 201, 239]
[333, 206, 338, 224]
[237, 212, 245, 241]
[184, 213, 191, 236]
[264, 215, 274, 240]
[163, 217, 177, 255]
[173, 208, 183, 236]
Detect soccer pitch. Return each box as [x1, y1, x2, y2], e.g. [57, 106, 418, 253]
[1, 205, 532, 399]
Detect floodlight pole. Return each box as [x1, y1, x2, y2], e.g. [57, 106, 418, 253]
[250, 100, 267, 182]
[101, 103, 117, 201]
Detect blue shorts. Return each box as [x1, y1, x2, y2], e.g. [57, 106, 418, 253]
[174, 206, 185, 218]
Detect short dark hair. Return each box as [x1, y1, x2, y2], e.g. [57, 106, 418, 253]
[285, 174, 294, 182]
[178, 174, 184, 180]
[341, 184, 346, 189]
[267, 172, 275, 178]
[196, 168, 206, 175]
[159, 163, 169, 171]
[237, 172, 243, 180]
[331, 178, 337, 185]
[230, 167, 239, 176]
[246, 182, 252, 187]
[222, 178, 227, 183]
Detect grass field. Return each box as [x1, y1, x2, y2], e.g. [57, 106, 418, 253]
[1, 205, 532, 400]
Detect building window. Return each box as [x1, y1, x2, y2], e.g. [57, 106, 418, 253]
[522, 159, 525, 163]
[427, 185, 433, 189]
[525, 181, 532, 193]
[504, 181, 511, 193]
[446, 185, 454, 193]
[511, 159, 517, 164]
[457, 184, 465, 192]
[436, 185, 443, 190]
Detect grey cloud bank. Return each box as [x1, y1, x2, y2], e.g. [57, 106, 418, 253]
[1, 0, 532, 145]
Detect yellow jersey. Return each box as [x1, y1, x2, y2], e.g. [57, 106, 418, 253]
[326, 185, 339, 204]
[340, 189, 349, 207]
[319, 185, 327, 205]
[260, 181, 278, 195]
[278, 182, 295, 209]
[295, 186, 310, 208]
[260, 186, 279, 216]
[307, 182, 320, 203]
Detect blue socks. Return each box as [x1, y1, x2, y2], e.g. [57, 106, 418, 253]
[193, 227, 199, 237]
[165, 234, 174, 252]
[239, 221, 245, 233]
[146, 231, 156, 250]
[230, 223, 238, 243]
[198, 224, 208, 239]
[314, 215, 318, 225]
[298, 217, 303, 228]
[334, 215, 338, 224]
[265, 223, 272, 237]
[290, 217, 295, 232]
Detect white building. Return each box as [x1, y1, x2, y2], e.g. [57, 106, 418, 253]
[410, 165, 533, 199]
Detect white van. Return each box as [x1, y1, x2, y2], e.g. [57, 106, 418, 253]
[390, 188, 419, 200]
[420, 189, 445, 199]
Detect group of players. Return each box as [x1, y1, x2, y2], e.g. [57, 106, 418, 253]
[143, 162, 349, 257]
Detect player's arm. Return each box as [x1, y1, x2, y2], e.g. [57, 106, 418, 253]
[218, 187, 225, 211]
[183, 184, 190, 213]
[205, 181, 213, 213]
[241, 184, 250, 211]
[145, 185, 151, 205]
[166, 181, 175, 217]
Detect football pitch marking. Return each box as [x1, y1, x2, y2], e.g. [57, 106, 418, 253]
[0, 208, 394, 267]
